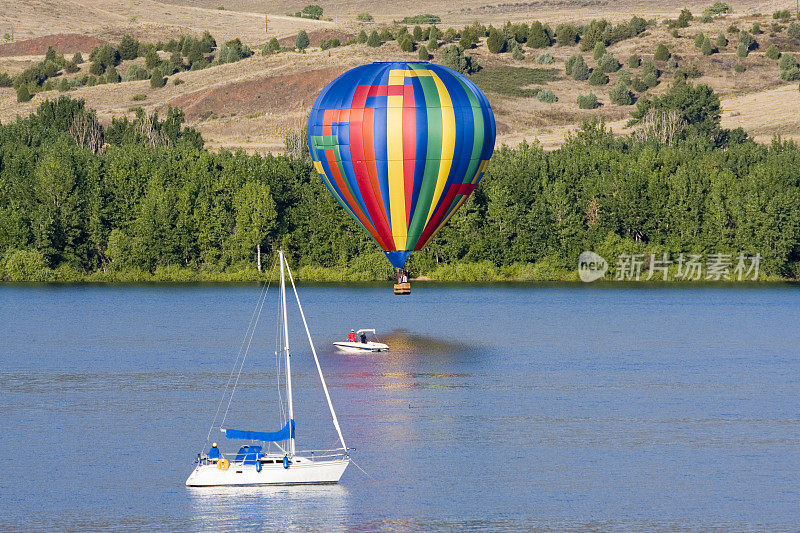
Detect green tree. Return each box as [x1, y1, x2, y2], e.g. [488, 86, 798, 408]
[628, 54, 640, 68]
[418, 45, 430, 60]
[736, 41, 749, 57]
[89, 61, 105, 76]
[588, 68, 609, 85]
[701, 37, 713, 55]
[654, 43, 670, 61]
[716, 33, 728, 48]
[428, 26, 440, 49]
[486, 27, 506, 53]
[399, 34, 415, 52]
[438, 45, 477, 74]
[577, 93, 599, 108]
[572, 55, 589, 80]
[301, 5, 323, 19]
[609, 81, 633, 105]
[694, 32, 706, 48]
[150, 68, 166, 88]
[296, 30, 310, 50]
[72, 52, 83, 64]
[16, 85, 31, 102]
[555, 23, 578, 46]
[527, 21, 551, 48]
[367, 31, 382, 47]
[119, 34, 139, 60]
[145, 47, 161, 69]
[765, 44, 780, 59]
[229, 181, 277, 267]
[598, 53, 620, 73]
[357, 30, 368, 43]
[593, 41, 606, 60]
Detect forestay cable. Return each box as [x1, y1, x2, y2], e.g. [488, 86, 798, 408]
[284, 260, 347, 451]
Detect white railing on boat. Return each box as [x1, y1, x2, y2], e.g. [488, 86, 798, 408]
[196, 448, 349, 465]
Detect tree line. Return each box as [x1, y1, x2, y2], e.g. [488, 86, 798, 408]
[0, 86, 799, 282]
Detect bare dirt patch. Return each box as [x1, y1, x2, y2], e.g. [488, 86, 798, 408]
[172, 66, 345, 121]
[0, 34, 105, 57]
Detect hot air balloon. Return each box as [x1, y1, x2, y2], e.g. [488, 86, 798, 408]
[307, 62, 496, 290]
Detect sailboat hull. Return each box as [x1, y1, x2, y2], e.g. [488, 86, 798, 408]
[185, 457, 349, 487]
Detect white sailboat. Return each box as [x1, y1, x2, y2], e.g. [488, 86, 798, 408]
[186, 251, 350, 486]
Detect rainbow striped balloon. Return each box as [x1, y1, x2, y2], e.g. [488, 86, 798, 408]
[308, 62, 496, 269]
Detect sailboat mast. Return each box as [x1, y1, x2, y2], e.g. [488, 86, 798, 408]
[279, 250, 296, 457]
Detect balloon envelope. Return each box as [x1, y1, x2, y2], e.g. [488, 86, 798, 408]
[308, 62, 496, 268]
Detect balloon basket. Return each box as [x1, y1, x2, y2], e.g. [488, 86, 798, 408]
[393, 282, 411, 295]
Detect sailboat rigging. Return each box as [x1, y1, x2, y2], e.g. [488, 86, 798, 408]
[186, 251, 350, 486]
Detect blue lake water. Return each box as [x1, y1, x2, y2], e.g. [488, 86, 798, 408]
[1, 283, 799, 531]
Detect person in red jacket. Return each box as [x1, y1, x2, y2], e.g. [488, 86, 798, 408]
[348, 329, 356, 342]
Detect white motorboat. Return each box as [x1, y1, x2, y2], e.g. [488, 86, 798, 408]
[333, 329, 389, 353]
[186, 251, 350, 487]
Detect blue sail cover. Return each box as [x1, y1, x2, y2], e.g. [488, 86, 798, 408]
[224, 420, 295, 442]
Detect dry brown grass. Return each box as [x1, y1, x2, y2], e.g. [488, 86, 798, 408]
[1, 1, 799, 152]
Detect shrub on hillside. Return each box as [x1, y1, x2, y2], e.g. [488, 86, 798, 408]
[588, 68, 609, 85]
[428, 26, 440, 49]
[367, 31, 382, 47]
[527, 21, 551, 48]
[565, 54, 578, 75]
[145, 47, 160, 69]
[593, 41, 606, 60]
[694, 32, 706, 48]
[537, 89, 557, 102]
[123, 64, 148, 81]
[577, 92, 599, 109]
[72, 52, 83, 64]
[295, 30, 310, 51]
[150, 68, 165, 88]
[438, 45, 478, 74]
[765, 44, 781, 59]
[736, 41, 749, 57]
[356, 13, 373, 22]
[716, 34, 728, 48]
[572, 55, 589, 80]
[555, 23, 578, 46]
[781, 65, 800, 80]
[320, 38, 341, 50]
[119, 34, 139, 60]
[628, 54, 640, 68]
[486, 27, 506, 53]
[654, 43, 670, 61]
[701, 38, 713, 55]
[418, 45, 430, 60]
[788, 22, 800, 40]
[535, 53, 554, 64]
[16, 85, 31, 102]
[609, 81, 633, 105]
[598, 53, 620, 73]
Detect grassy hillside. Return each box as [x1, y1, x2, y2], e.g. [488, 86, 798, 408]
[1, 1, 799, 152]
